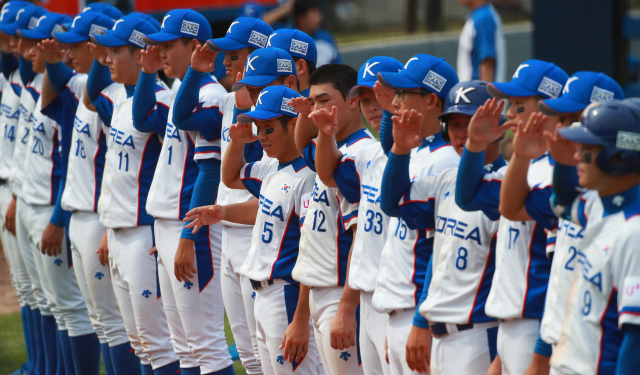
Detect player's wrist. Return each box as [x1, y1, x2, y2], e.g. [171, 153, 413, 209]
[391, 143, 412, 155]
[465, 139, 488, 153]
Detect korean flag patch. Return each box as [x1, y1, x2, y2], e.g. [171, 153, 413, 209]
[89, 24, 108, 36]
[423, 70, 447, 92]
[248, 30, 268, 48]
[538, 76, 562, 98]
[129, 30, 146, 48]
[281, 183, 291, 194]
[590, 86, 615, 103]
[180, 20, 200, 37]
[290, 39, 309, 56]
[281, 98, 297, 115]
[277, 59, 293, 74]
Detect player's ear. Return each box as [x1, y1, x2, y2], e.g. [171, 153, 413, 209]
[285, 75, 297, 90]
[287, 117, 297, 136]
[423, 92, 440, 111]
[190, 38, 200, 52]
[348, 93, 359, 110]
[295, 58, 307, 76]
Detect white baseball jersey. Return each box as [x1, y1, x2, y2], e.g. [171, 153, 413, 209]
[480, 154, 556, 320]
[0, 69, 22, 181]
[99, 84, 171, 229]
[332, 142, 389, 292]
[10, 74, 42, 199]
[403, 158, 506, 324]
[21, 95, 62, 206]
[61, 75, 108, 213]
[238, 156, 315, 283]
[540, 190, 603, 344]
[373, 133, 460, 313]
[146, 77, 227, 220]
[293, 128, 376, 287]
[551, 188, 640, 374]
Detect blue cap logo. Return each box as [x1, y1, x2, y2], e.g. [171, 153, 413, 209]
[238, 85, 302, 123]
[18, 12, 70, 40]
[234, 48, 297, 91]
[277, 59, 293, 74]
[439, 81, 499, 121]
[377, 54, 459, 100]
[290, 39, 309, 56]
[248, 30, 268, 48]
[537, 76, 563, 99]
[180, 20, 200, 37]
[144, 9, 212, 44]
[454, 86, 475, 104]
[488, 59, 568, 100]
[591, 86, 615, 103]
[349, 56, 402, 98]
[208, 17, 273, 52]
[423, 70, 447, 93]
[266, 29, 316, 65]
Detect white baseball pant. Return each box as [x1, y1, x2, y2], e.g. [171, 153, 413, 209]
[359, 291, 389, 375]
[221, 225, 262, 375]
[154, 219, 232, 373]
[429, 323, 498, 375]
[254, 280, 322, 375]
[497, 319, 540, 375]
[387, 308, 422, 375]
[309, 286, 362, 375]
[108, 225, 176, 368]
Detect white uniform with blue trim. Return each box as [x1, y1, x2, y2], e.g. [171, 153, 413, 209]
[551, 189, 640, 374]
[238, 155, 322, 375]
[373, 133, 459, 375]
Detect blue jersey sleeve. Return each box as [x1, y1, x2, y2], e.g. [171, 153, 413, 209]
[552, 163, 580, 207]
[181, 158, 221, 240]
[302, 141, 317, 172]
[616, 324, 640, 375]
[533, 334, 552, 358]
[172, 67, 223, 141]
[456, 148, 501, 220]
[525, 186, 559, 230]
[380, 151, 410, 218]
[334, 155, 361, 204]
[45, 96, 73, 227]
[132, 72, 168, 136]
[45, 62, 74, 94]
[87, 61, 115, 126]
[240, 162, 263, 198]
[473, 12, 497, 62]
[413, 257, 433, 329]
[1, 52, 18, 80]
[379, 110, 394, 155]
[18, 56, 35, 89]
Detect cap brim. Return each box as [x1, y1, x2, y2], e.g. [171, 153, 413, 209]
[206, 37, 247, 52]
[232, 75, 279, 92]
[438, 105, 478, 120]
[238, 111, 282, 124]
[92, 33, 127, 48]
[53, 31, 88, 44]
[0, 23, 19, 36]
[487, 82, 537, 99]
[377, 72, 421, 90]
[538, 97, 587, 116]
[16, 29, 48, 40]
[349, 84, 374, 98]
[62, 23, 71, 32]
[558, 125, 608, 145]
[143, 32, 180, 45]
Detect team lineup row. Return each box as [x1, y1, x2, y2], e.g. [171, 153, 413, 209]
[1, 2, 639, 375]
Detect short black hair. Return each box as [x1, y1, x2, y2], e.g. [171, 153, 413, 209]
[279, 115, 295, 128]
[294, 0, 322, 18]
[309, 64, 357, 100]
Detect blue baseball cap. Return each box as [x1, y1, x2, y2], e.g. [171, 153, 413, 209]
[488, 60, 568, 100]
[237, 85, 301, 123]
[232, 47, 297, 92]
[266, 29, 317, 65]
[126, 12, 161, 32]
[92, 15, 157, 49]
[80, 3, 123, 22]
[377, 54, 459, 100]
[207, 16, 273, 52]
[538, 71, 624, 116]
[17, 13, 70, 40]
[438, 80, 497, 119]
[143, 9, 211, 45]
[54, 12, 114, 44]
[239, 1, 265, 18]
[0, 4, 47, 36]
[558, 100, 640, 146]
[349, 56, 402, 98]
[0, 1, 32, 25]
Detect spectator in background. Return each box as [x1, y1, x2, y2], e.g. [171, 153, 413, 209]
[239, 1, 266, 18]
[263, 0, 341, 66]
[457, 0, 506, 82]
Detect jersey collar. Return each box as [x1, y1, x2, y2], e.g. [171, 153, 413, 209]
[337, 128, 371, 149]
[417, 131, 446, 152]
[125, 84, 136, 98]
[300, 88, 310, 98]
[484, 154, 506, 174]
[532, 151, 554, 166]
[601, 184, 640, 217]
[278, 156, 307, 172]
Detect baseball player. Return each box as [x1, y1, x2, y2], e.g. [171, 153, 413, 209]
[16, 11, 105, 374]
[454, 59, 568, 374]
[381, 81, 505, 374]
[372, 54, 459, 375]
[194, 16, 274, 375]
[310, 56, 403, 375]
[549, 99, 640, 374]
[136, 9, 234, 375]
[185, 85, 322, 375]
[504, 72, 622, 373]
[85, 14, 180, 375]
[290, 63, 378, 375]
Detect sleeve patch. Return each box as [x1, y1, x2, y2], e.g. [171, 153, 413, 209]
[622, 276, 640, 306]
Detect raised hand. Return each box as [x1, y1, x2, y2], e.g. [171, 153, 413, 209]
[309, 106, 339, 136]
[512, 112, 548, 160]
[288, 97, 312, 117]
[140, 45, 163, 74]
[38, 39, 66, 64]
[229, 123, 259, 144]
[466, 97, 507, 152]
[392, 109, 423, 153]
[544, 123, 577, 166]
[183, 205, 226, 234]
[191, 44, 217, 73]
[87, 41, 108, 65]
[373, 81, 394, 113]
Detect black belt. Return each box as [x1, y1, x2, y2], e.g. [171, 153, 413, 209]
[0, 178, 6, 185]
[429, 322, 474, 338]
[250, 279, 274, 290]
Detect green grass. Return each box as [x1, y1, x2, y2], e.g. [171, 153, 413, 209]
[0, 312, 247, 375]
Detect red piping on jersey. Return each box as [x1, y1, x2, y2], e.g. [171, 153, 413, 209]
[137, 136, 153, 226]
[26, 85, 41, 95]
[295, 165, 307, 173]
[626, 213, 640, 221]
[469, 232, 497, 323]
[411, 229, 420, 306]
[199, 227, 214, 293]
[430, 144, 451, 153]
[65, 85, 80, 103]
[346, 136, 371, 147]
[200, 82, 218, 88]
[194, 105, 220, 113]
[93, 129, 104, 212]
[292, 352, 305, 371]
[146, 102, 170, 117]
[521, 223, 538, 318]
[336, 214, 341, 287]
[99, 92, 114, 104]
[399, 197, 435, 207]
[50, 128, 58, 205]
[270, 206, 296, 279]
[596, 289, 616, 372]
[580, 197, 589, 223]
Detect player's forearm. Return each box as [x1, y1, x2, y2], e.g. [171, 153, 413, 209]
[294, 113, 318, 155]
[455, 147, 486, 212]
[314, 131, 341, 188]
[292, 284, 311, 322]
[338, 227, 360, 314]
[132, 71, 159, 133]
[479, 58, 495, 82]
[172, 66, 204, 129]
[380, 151, 411, 217]
[617, 324, 640, 375]
[41, 71, 60, 110]
[18, 56, 35, 88]
[379, 110, 394, 155]
[87, 60, 113, 103]
[45, 62, 73, 94]
[221, 139, 247, 189]
[499, 155, 533, 221]
[83, 84, 96, 112]
[220, 199, 259, 225]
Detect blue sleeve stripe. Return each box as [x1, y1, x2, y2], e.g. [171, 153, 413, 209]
[342, 210, 358, 224]
[64, 86, 80, 103]
[620, 307, 640, 316]
[577, 197, 588, 227]
[546, 237, 556, 246]
[399, 197, 435, 207]
[194, 146, 221, 154]
[244, 162, 255, 179]
[241, 178, 262, 198]
[334, 158, 361, 204]
[299, 216, 305, 228]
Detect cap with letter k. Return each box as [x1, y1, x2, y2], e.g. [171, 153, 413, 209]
[207, 16, 273, 52]
[0, 1, 33, 26]
[267, 29, 317, 65]
[0, 3, 47, 36]
[350, 56, 403, 98]
[143, 9, 211, 45]
[53, 11, 115, 44]
[232, 47, 297, 92]
[237, 85, 301, 123]
[488, 59, 569, 100]
[538, 71, 624, 115]
[377, 54, 459, 100]
[92, 15, 158, 49]
[17, 12, 71, 40]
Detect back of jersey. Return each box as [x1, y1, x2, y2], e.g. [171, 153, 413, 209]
[0, 70, 22, 181]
